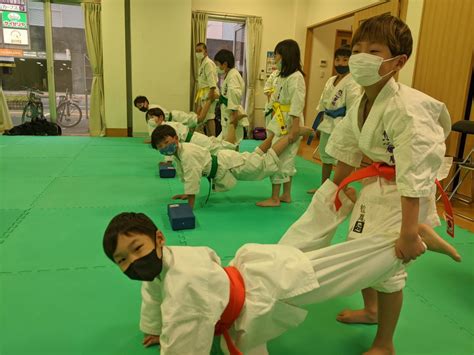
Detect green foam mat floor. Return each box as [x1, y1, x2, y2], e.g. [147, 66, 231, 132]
[0, 136, 472, 355]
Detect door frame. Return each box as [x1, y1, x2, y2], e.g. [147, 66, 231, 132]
[303, 0, 407, 118]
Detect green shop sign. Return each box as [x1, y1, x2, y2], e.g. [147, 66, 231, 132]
[2, 11, 27, 29]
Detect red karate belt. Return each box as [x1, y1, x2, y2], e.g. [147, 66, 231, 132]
[334, 162, 455, 237]
[214, 266, 246, 355]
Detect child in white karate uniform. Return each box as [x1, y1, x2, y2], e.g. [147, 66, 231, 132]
[195, 42, 219, 137]
[213, 49, 249, 145]
[147, 107, 238, 155]
[150, 119, 311, 209]
[101, 203, 458, 355]
[256, 39, 306, 208]
[320, 14, 452, 355]
[307, 45, 361, 193]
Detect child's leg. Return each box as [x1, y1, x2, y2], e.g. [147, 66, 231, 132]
[280, 178, 292, 203]
[321, 163, 333, 184]
[279, 180, 355, 251]
[206, 119, 216, 137]
[337, 288, 378, 324]
[197, 98, 213, 123]
[224, 114, 245, 145]
[363, 290, 402, 355]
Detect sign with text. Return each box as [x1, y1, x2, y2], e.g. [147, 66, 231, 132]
[0, 0, 26, 12]
[2, 11, 27, 28]
[3, 28, 28, 45]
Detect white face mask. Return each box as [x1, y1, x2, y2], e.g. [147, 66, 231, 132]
[195, 52, 204, 60]
[349, 53, 400, 86]
[216, 67, 225, 75]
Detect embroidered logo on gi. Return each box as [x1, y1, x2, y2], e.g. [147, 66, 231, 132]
[352, 204, 366, 233]
[382, 131, 395, 164]
[331, 89, 343, 106]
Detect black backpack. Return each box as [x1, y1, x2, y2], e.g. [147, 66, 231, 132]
[4, 118, 62, 136]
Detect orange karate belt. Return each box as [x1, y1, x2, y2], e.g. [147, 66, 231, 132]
[214, 266, 246, 355]
[334, 162, 455, 237]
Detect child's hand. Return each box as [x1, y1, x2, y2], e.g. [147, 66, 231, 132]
[172, 194, 189, 200]
[395, 235, 426, 263]
[143, 334, 160, 348]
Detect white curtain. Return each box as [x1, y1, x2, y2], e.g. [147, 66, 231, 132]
[191, 12, 208, 110]
[244, 17, 262, 134]
[82, 3, 105, 136]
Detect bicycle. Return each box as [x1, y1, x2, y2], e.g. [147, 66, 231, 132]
[21, 88, 44, 123]
[56, 89, 82, 128]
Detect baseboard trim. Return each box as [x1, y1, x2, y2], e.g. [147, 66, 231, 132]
[106, 128, 128, 137]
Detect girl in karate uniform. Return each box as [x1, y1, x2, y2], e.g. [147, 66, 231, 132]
[256, 39, 306, 207]
[214, 49, 249, 145]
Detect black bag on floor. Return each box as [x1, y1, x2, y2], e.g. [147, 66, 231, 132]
[4, 118, 62, 136]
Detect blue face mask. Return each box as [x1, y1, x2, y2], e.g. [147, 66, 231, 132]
[159, 142, 177, 156]
[335, 65, 350, 75]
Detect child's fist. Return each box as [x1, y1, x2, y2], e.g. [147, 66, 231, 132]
[143, 334, 160, 348]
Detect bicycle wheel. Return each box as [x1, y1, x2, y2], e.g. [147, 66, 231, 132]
[21, 103, 37, 123]
[57, 102, 82, 128]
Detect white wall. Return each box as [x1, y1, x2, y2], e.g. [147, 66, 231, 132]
[306, 17, 353, 125]
[131, 0, 191, 134]
[102, 0, 127, 129]
[102, 0, 191, 134]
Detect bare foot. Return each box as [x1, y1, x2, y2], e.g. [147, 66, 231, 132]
[307, 188, 317, 194]
[363, 345, 395, 355]
[280, 194, 291, 203]
[418, 224, 461, 262]
[336, 309, 378, 324]
[256, 198, 281, 207]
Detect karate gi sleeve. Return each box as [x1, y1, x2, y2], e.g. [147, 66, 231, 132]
[203, 61, 218, 88]
[287, 73, 306, 117]
[264, 71, 277, 94]
[181, 152, 204, 195]
[389, 104, 451, 197]
[140, 281, 163, 335]
[159, 317, 217, 355]
[344, 79, 361, 111]
[325, 110, 363, 167]
[226, 73, 244, 111]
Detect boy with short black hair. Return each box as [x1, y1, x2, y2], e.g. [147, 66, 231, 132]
[146, 107, 238, 154]
[307, 44, 361, 193]
[102, 206, 458, 354]
[150, 120, 311, 208]
[213, 49, 249, 145]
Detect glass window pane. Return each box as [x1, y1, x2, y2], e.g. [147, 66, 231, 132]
[51, 3, 91, 136]
[0, 0, 50, 126]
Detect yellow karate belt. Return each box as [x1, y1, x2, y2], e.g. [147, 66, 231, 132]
[194, 87, 208, 103]
[272, 102, 291, 135]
